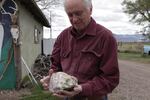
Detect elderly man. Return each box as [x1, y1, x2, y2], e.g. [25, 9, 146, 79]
[40, 0, 119, 100]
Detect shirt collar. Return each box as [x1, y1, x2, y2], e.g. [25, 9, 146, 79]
[70, 18, 97, 38]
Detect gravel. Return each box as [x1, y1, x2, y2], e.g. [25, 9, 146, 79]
[109, 60, 150, 100]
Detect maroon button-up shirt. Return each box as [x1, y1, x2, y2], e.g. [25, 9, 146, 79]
[50, 18, 119, 97]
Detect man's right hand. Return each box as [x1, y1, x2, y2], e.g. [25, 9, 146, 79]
[40, 69, 54, 90]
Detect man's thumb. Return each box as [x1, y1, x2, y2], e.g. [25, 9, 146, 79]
[49, 69, 54, 76]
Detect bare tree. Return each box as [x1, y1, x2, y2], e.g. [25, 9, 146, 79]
[34, 0, 64, 25]
[35, 0, 62, 10]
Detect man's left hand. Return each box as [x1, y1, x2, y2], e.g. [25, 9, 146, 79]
[53, 85, 82, 99]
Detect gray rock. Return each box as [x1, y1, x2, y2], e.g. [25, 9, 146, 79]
[49, 72, 78, 92]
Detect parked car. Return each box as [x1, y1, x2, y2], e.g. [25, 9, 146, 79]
[143, 45, 150, 55]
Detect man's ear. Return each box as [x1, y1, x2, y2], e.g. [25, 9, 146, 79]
[90, 6, 92, 14]
[91, 7, 92, 11]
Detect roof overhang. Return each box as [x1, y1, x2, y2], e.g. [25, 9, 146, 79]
[19, 0, 50, 27]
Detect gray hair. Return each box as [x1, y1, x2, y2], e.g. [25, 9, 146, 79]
[64, 0, 92, 9]
[83, 0, 92, 9]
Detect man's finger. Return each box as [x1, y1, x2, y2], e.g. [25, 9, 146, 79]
[53, 93, 66, 98]
[58, 90, 72, 95]
[44, 86, 49, 90]
[56, 90, 77, 97]
[43, 83, 48, 87]
[40, 78, 44, 84]
[74, 85, 82, 92]
[49, 69, 54, 75]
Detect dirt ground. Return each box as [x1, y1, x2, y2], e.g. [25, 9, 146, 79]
[109, 60, 150, 100]
[0, 60, 150, 100]
[0, 88, 31, 100]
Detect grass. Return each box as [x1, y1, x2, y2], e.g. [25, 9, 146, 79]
[117, 42, 150, 63]
[20, 76, 59, 100]
[20, 86, 59, 100]
[118, 52, 150, 63]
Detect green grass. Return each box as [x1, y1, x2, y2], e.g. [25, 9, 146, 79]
[118, 52, 150, 63]
[20, 86, 59, 100]
[20, 76, 59, 100]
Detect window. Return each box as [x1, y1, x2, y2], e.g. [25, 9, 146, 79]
[34, 26, 40, 44]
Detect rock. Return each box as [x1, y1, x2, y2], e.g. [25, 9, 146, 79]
[49, 72, 78, 92]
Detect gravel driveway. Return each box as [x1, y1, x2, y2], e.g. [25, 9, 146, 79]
[109, 60, 150, 100]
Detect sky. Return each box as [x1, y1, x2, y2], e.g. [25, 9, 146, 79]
[43, 0, 142, 39]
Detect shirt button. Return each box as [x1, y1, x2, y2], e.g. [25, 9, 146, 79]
[87, 57, 92, 61]
[63, 53, 66, 57]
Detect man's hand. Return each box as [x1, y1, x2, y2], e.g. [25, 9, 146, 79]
[40, 69, 54, 90]
[53, 85, 82, 99]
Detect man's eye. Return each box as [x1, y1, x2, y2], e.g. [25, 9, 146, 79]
[67, 11, 83, 17]
[75, 11, 83, 16]
[68, 13, 73, 17]
[73, 11, 83, 17]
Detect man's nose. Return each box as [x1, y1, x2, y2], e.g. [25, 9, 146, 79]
[72, 14, 79, 22]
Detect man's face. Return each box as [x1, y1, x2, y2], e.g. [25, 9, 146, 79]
[65, 0, 92, 31]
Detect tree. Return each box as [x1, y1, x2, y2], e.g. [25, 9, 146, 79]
[35, 0, 62, 21]
[34, 0, 64, 36]
[122, 0, 150, 39]
[35, 0, 62, 10]
[35, 0, 64, 21]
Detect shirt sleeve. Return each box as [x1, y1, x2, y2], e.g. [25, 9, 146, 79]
[50, 35, 62, 72]
[80, 34, 120, 97]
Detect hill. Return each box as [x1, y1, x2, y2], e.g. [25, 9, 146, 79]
[114, 34, 149, 42]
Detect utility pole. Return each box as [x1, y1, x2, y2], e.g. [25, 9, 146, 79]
[49, 10, 52, 39]
[49, 10, 53, 54]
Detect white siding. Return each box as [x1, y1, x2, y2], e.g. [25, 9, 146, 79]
[17, 2, 43, 78]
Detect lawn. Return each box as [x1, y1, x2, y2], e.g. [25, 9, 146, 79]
[20, 87, 59, 100]
[118, 52, 150, 64]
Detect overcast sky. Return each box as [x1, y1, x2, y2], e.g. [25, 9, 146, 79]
[44, 0, 142, 39]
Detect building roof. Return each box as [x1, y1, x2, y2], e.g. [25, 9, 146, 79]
[19, 0, 50, 27]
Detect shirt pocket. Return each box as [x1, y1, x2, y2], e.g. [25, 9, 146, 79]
[60, 49, 71, 71]
[61, 49, 71, 59]
[79, 50, 102, 76]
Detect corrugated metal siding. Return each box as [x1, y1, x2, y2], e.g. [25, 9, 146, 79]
[43, 38, 56, 55]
